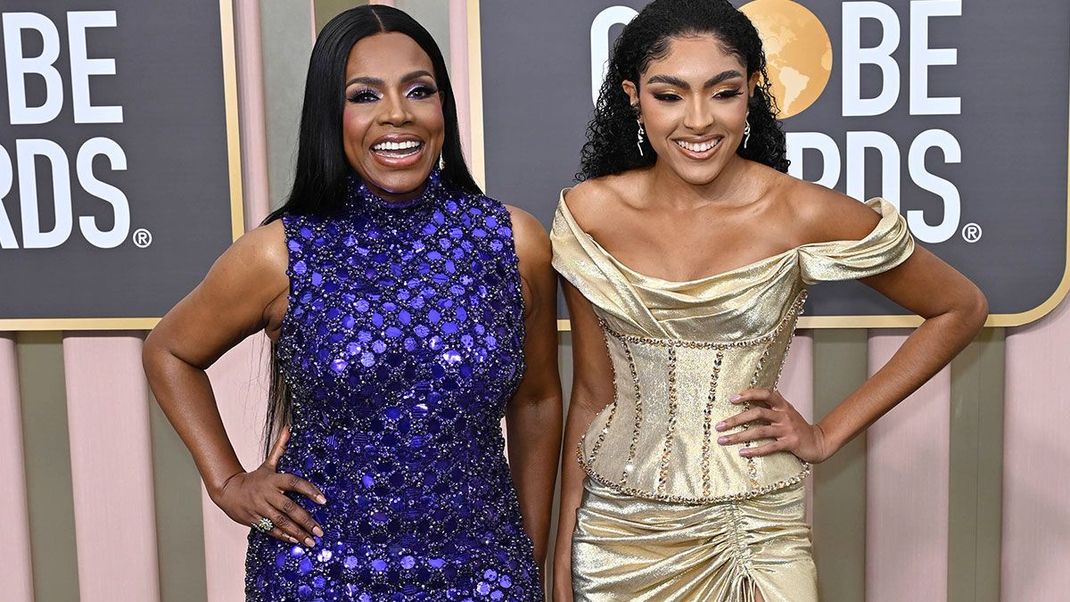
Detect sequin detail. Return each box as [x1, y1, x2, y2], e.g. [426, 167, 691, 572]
[578, 444, 812, 506]
[245, 172, 541, 601]
[655, 347, 678, 495]
[701, 350, 724, 498]
[578, 291, 811, 504]
[618, 340, 643, 487]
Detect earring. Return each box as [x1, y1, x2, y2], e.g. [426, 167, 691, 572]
[636, 120, 646, 157]
[743, 119, 751, 149]
[438, 154, 445, 170]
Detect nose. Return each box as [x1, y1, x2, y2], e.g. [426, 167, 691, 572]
[378, 91, 412, 127]
[682, 95, 714, 132]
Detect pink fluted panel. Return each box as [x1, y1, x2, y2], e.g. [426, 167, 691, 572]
[202, 2, 275, 601]
[370, 0, 396, 5]
[448, 0, 472, 162]
[780, 336, 814, 422]
[865, 332, 949, 602]
[1004, 298, 1070, 599]
[237, 0, 271, 228]
[778, 333, 814, 523]
[63, 335, 161, 602]
[0, 334, 33, 602]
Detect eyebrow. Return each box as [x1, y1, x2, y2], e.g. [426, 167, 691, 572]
[345, 70, 435, 87]
[646, 69, 744, 89]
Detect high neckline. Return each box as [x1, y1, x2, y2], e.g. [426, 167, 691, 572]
[347, 169, 444, 212]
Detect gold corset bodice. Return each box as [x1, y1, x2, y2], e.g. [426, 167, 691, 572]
[551, 193, 914, 504]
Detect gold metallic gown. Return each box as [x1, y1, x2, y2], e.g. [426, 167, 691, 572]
[551, 194, 914, 601]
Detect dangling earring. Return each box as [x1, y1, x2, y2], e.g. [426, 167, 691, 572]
[438, 154, 445, 170]
[743, 118, 751, 149]
[636, 120, 646, 157]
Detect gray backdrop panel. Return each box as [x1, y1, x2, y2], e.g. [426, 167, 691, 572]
[0, 0, 234, 320]
[479, 0, 1069, 322]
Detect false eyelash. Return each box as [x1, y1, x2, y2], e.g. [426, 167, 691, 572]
[347, 89, 379, 103]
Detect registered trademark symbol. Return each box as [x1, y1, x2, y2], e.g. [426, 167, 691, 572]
[133, 228, 153, 248]
[961, 223, 982, 243]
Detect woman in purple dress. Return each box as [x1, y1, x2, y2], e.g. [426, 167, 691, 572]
[144, 6, 561, 600]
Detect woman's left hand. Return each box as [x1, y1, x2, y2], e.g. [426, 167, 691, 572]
[715, 388, 831, 464]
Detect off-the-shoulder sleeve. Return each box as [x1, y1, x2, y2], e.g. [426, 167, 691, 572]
[549, 197, 628, 314]
[798, 198, 915, 285]
[550, 192, 666, 334]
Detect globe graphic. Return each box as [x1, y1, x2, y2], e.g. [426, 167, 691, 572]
[740, 0, 833, 119]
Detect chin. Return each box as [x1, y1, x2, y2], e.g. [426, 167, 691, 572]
[364, 165, 432, 195]
[673, 162, 727, 187]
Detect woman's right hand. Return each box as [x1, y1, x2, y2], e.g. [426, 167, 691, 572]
[209, 426, 327, 547]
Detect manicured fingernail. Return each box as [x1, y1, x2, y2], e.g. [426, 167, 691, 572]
[717, 436, 728, 445]
[715, 421, 726, 431]
[304, 537, 316, 547]
[730, 394, 742, 402]
[287, 536, 298, 544]
[316, 495, 326, 505]
[313, 526, 324, 537]
[739, 449, 751, 457]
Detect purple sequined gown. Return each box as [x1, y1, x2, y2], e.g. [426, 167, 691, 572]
[245, 172, 541, 601]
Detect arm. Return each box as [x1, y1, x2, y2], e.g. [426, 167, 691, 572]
[717, 189, 988, 462]
[552, 280, 617, 601]
[143, 221, 326, 546]
[816, 243, 987, 456]
[504, 206, 564, 569]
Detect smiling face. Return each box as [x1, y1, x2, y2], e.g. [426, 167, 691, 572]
[624, 35, 757, 186]
[342, 32, 445, 200]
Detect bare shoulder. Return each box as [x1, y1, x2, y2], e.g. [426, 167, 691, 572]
[505, 204, 551, 266]
[781, 177, 883, 244]
[207, 218, 289, 297]
[230, 219, 287, 270]
[504, 205, 554, 319]
[561, 171, 640, 231]
[561, 176, 615, 215]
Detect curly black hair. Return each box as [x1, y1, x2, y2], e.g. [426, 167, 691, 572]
[578, 0, 789, 180]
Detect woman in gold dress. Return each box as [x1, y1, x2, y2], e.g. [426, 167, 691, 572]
[550, 1, 988, 600]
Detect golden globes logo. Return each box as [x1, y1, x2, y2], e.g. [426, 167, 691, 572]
[741, 0, 964, 245]
[0, 10, 131, 250]
[739, 0, 832, 119]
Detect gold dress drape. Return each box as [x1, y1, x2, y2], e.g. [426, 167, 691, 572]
[551, 193, 915, 601]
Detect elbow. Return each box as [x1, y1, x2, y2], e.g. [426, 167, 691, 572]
[962, 285, 989, 333]
[510, 391, 563, 414]
[506, 383, 564, 422]
[141, 328, 177, 393]
[971, 286, 984, 331]
[569, 380, 613, 415]
[141, 332, 166, 400]
[141, 330, 159, 377]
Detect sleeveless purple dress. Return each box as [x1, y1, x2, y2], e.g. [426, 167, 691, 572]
[245, 171, 541, 601]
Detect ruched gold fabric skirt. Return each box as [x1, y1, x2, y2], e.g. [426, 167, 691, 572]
[572, 479, 816, 601]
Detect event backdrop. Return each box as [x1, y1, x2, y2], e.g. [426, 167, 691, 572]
[0, 0, 242, 330]
[1, 2, 1069, 602]
[476, 0, 1070, 326]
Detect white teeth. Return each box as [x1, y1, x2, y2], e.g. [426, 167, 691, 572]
[675, 139, 720, 153]
[373, 140, 422, 152]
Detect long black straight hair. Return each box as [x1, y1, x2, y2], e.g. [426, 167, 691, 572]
[261, 5, 481, 450]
